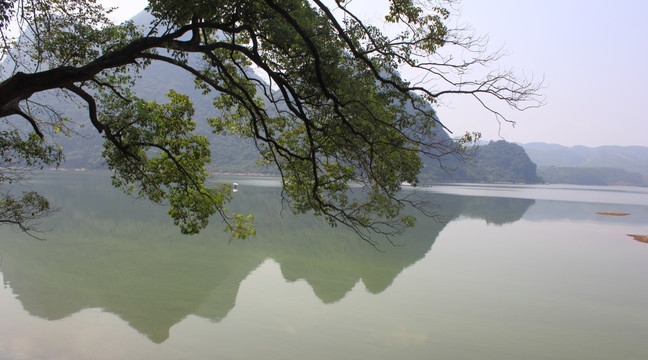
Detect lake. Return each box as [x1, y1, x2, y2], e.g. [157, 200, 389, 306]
[1, 172, 647, 359]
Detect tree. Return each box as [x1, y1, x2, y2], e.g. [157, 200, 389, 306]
[0, 128, 62, 237]
[0, 0, 541, 244]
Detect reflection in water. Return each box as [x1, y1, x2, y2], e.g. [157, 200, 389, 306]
[0, 172, 535, 343]
[458, 196, 533, 225]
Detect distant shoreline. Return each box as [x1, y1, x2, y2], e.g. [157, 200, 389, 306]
[45, 168, 647, 188]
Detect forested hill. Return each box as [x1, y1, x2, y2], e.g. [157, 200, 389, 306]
[521, 143, 648, 186]
[419, 140, 541, 184]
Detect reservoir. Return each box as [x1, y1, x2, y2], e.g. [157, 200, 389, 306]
[1, 172, 647, 359]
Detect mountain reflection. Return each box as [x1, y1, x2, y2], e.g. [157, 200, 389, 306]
[0, 172, 534, 343]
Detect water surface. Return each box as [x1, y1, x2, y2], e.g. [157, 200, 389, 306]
[1, 172, 647, 359]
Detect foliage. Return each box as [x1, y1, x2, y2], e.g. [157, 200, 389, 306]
[1, 129, 62, 181]
[0, 0, 541, 242]
[0, 128, 61, 235]
[0, 190, 53, 236]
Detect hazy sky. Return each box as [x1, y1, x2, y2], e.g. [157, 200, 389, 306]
[103, 0, 647, 147]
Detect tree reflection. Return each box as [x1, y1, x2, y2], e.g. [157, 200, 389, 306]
[0, 172, 534, 343]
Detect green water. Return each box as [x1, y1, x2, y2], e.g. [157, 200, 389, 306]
[1, 172, 647, 359]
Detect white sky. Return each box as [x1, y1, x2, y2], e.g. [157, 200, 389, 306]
[101, 0, 648, 147]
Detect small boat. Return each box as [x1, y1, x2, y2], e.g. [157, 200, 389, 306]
[232, 183, 238, 192]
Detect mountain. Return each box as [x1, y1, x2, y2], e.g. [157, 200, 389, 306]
[522, 142, 648, 176]
[537, 166, 646, 186]
[521, 142, 648, 186]
[420, 140, 542, 184]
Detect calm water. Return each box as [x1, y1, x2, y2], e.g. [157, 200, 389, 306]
[1, 172, 647, 359]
